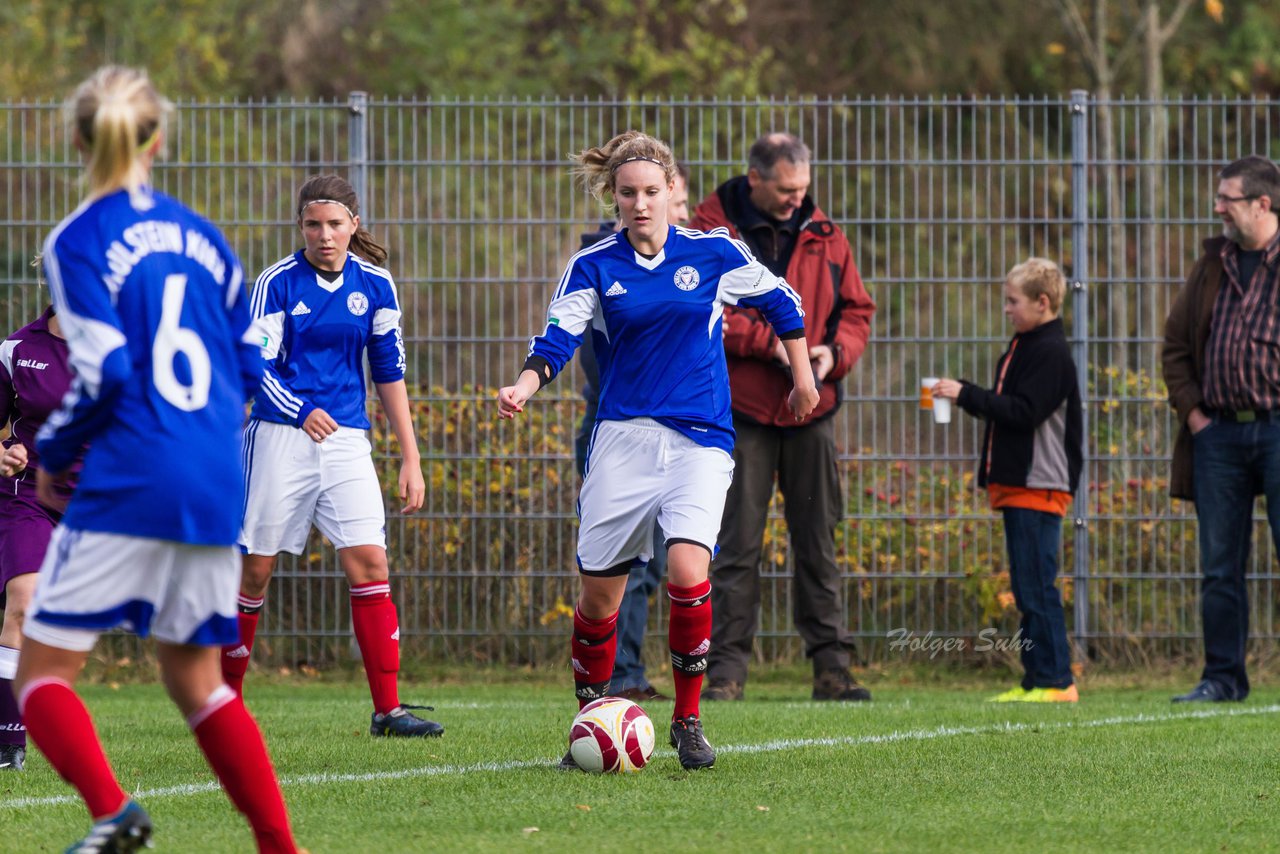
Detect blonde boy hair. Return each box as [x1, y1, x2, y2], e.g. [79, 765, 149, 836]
[1007, 257, 1066, 314]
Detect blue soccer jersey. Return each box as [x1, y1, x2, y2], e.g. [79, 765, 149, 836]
[37, 187, 262, 545]
[526, 225, 805, 453]
[248, 250, 406, 430]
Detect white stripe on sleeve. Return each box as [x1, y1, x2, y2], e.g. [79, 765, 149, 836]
[253, 311, 285, 359]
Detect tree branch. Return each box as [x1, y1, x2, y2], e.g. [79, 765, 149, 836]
[1156, 0, 1197, 45]
[1050, 0, 1102, 73]
[1111, 5, 1152, 73]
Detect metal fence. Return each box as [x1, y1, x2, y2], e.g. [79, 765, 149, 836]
[4, 93, 1280, 669]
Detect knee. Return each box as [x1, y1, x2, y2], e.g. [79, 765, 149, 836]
[577, 589, 617, 620]
[5, 573, 36, 610]
[158, 651, 225, 718]
[1, 576, 37, 642]
[240, 556, 276, 596]
[3, 596, 29, 631]
[577, 578, 625, 619]
[342, 548, 390, 586]
[666, 544, 710, 588]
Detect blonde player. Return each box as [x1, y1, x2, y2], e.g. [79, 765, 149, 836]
[498, 131, 817, 770]
[17, 66, 297, 852]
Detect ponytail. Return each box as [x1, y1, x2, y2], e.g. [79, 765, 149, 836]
[68, 66, 168, 199]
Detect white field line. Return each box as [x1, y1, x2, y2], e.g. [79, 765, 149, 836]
[4, 702, 1278, 811]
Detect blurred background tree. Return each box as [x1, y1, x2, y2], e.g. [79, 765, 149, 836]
[2, 0, 1276, 100]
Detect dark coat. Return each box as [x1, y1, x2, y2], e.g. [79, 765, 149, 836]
[956, 317, 1083, 493]
[1161, 236, 1229, 501]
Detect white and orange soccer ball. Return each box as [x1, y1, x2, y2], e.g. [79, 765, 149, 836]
[568, 697, 656, 773]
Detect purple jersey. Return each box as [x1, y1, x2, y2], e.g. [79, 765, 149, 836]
[0, 306, 77, 499]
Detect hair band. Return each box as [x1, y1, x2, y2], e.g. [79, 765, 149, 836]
[611, 155, 667, 173]
[300, 198, 357, 219]
[136, 126, 161, 154]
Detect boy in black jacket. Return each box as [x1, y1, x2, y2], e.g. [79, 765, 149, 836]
[934, 258, 1083, 702]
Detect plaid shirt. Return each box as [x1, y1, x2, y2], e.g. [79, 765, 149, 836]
[1202, 229, 1280, 410]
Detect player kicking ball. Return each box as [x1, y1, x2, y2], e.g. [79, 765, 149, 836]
[498, 131, 817, 770]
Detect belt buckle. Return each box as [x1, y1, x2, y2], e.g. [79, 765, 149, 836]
[1237, 410, 1257, 423]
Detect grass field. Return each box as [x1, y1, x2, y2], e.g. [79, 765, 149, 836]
[4, 666, 1279, 853]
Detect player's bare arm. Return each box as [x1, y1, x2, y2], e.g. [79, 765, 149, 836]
[782, 337, 819, 421]
[497, 369, 542, 419]
[374, 379, 425, 514]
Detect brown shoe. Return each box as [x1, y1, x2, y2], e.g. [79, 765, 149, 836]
[616, 685, 671, 702]
[812, 668, 871, 701]
[700, 678, 744, 701]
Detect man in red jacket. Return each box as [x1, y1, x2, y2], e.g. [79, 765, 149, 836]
[690, 133, 876, 701]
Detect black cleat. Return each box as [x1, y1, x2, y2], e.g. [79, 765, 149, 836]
[669, 715, 715, 770]
[65, 799, 152, 853]
[0, 743, 24, 771]
[1171, 680, 1236, 703]
[370, 704, 445, 737]
[700, 678, 744, 701]
[812, 668, 872, 702]
[556, 749, 583, 772]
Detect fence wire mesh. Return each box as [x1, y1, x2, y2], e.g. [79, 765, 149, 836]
[4, 94, 1279, 668]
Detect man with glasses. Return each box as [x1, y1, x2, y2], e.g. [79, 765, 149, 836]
[1163, 155, 1280, 703]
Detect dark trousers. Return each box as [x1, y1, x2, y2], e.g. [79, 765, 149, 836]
[708, 416, 853, 684]
[1190, 420, 1280, 700]
[1001, 507, 1073, 690]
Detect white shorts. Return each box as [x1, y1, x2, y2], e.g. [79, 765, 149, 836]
[577, 418, 734, 575]
[240, 420, 386, 555]
[24, 528, 240, 651]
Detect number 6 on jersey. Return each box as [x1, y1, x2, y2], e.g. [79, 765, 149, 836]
[152, 273, 212, 411]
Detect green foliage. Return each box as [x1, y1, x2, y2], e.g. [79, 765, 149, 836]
[0, 0, 263, 99]
[1166, 0, 1280, 93]
[2, 0, 1275, 100]
[319, 371, 1203, 670]
[374, 0, 769, 97]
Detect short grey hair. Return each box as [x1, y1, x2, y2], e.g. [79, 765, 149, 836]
[748, 133, 811, 180]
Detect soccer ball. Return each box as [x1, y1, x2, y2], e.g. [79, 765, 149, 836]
[568, 697, 656, 773]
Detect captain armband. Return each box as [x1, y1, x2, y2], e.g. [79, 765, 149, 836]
[521, 355, 557, 390]
[778, 328, 806, 341]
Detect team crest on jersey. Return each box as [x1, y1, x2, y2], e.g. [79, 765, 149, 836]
[673, 265, 700, 291]
[347, 292, 369, 316]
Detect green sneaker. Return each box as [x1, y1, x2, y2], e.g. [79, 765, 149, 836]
[988, 686, 1030, 703]
[1020, 685, 1078, 703]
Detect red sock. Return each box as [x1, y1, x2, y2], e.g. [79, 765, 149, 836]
[19, 678, 126, 819]
[350, 582, 400, 715]
[190, 685, 297, 854]
[222, 594, 264, 697]
[668, 580, 712, 721]
[571, 607, 617, 709]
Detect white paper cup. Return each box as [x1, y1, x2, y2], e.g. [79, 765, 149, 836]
[932, 396, 952, 424]
[920, 377, 939, 410]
